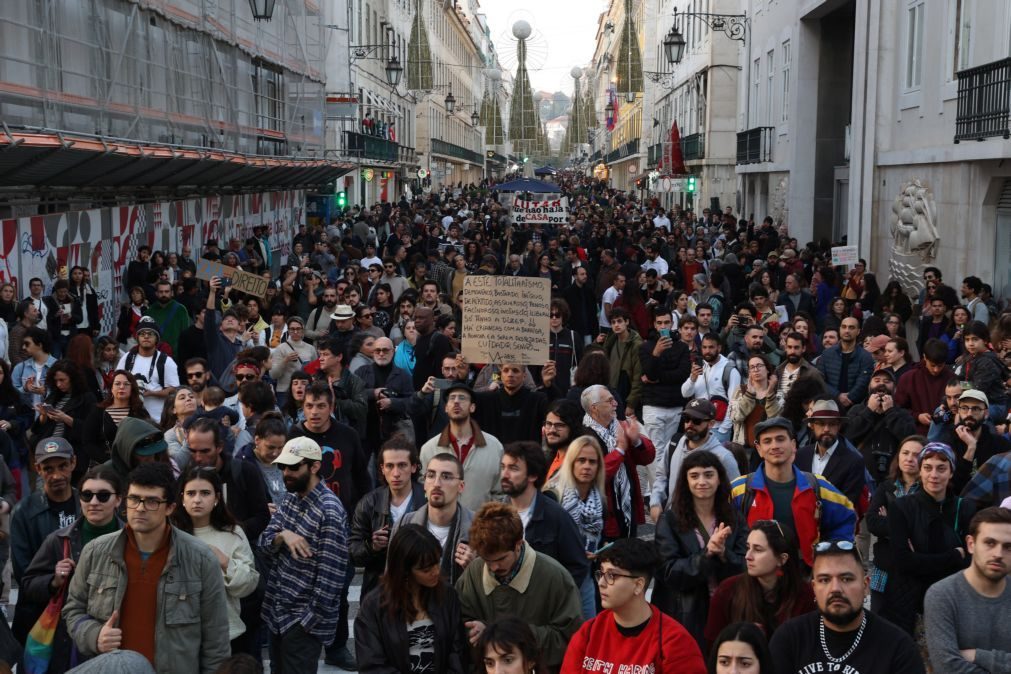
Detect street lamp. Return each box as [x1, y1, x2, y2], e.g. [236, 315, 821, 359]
[385, 55, 403, 88]
[471, 109, 480, 126]
[664, 28, 686, 65]
[625, 91, 636, 103]
[248, 0, 276, 21]
[605, 101, 614, 117]
[444, 89, 456, 114]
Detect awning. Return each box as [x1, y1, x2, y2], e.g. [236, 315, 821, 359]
[0, 128, 353, 191]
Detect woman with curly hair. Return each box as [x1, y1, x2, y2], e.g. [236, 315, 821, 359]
[82, 369, 150, 465]
[652, 451, 747, 648]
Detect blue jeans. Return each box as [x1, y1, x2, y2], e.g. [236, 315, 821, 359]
[579, 573, 597, 620]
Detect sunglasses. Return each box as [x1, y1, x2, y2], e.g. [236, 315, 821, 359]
[186, 371, 206, 379]
[80, 490, 115, 503]
[235, 373, 259, 382]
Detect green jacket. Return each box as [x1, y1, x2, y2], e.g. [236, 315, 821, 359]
[62, 526, 230, 674]
[456, 543, 581, 668]
[145, 300, 191, 355]
[602, 330, 644, 409]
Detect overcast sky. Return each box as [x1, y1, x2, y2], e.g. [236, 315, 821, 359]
[480, 0, 606, 95]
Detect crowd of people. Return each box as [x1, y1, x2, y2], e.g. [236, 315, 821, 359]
[0, 175, 1007, 673]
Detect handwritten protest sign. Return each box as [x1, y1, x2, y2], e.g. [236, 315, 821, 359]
[831, 245, 859, 266]
[229, 269, 269, 298]
[511, 196, 569, 226]
[462, 276, 550, 365]
[196, 259, 267, 297]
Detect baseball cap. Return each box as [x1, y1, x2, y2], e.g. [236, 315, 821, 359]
[870, 367, 895, 382]
[35, 437, 74, 463]
[683, 398, 716, 421]
[273, 437, 323, 466]
[959, 389, 989, 408]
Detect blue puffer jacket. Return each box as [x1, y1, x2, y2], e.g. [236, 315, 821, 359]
[816, 345, 875, 404]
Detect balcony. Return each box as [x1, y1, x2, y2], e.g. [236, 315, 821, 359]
[647, 143, 662, 167]
[605, 138, 640, 164]
[681, 133, 705, 161]
[398, 145, 418, 166]
[344, 130, 398, 163]
[954, 57, 1011, 143]
[431, 138, 484, 165]
[736, 127, 774, 164]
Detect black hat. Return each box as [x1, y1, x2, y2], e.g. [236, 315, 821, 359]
[754, 416, 795, 440]
[444, 382, 473, 399]
[683, 398, 716, 421]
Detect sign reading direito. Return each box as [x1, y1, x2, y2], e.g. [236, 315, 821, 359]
[461, 276, 550, 365]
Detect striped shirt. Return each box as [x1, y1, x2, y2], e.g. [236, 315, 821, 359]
[105, 406, 130, 426]
[258, 479, 349, 642]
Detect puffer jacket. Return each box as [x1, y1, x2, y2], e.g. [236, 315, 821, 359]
[963, 350, 1008, 406]
[62, 527, 231, 674]
[816, 344, 875, 405]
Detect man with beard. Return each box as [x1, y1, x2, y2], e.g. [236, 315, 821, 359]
[941, 390, 1011, 494]
[727, 324, 781, 380]
[774, 331, 824, 400]
[143, 280, 190, 355]
[456, 502, 581, 670]
[260, 437, 349, 673]
[117, 316, 179, 420]
[183, 358, 211, 394]
[925, 507, 1011, 671]
[562, 266, 598, 344]
[499, 441, 590, 589]
[420, 383, 503, 511]
[796, 400, 867, 510]
[681, 333, 740, 443]
[649, 399, 740, 522]
[404, 453, 477, 585]
[355, 336, 415, 450]
[304, 286, 338, 344]
[543, 399, 584, 477]
[770, 541, 924, 674]
[846, 369, 917, 484]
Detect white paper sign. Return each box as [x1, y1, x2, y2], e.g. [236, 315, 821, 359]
[511, 196, 570, 225]
[831, 245, 859, 266]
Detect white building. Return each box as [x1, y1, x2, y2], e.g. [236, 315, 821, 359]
[738, 0, 1011, 298]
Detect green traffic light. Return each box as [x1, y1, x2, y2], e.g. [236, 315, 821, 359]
[336, 191, 347, 208]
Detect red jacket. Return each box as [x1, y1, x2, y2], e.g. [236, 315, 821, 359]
[562, 606, 706, 674]
[600, 435, 655, 538]
[895, 360, 955, 435]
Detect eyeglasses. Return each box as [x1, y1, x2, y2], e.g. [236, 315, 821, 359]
[594, 569, 639, 586]
[186, 371, 206, 379]
[235, 374, 259, 382]
[683, 417, 711, 425]
[125, 495, 169, 510]
[550, 313, 561, 318]
[80, 490, 114, 503]
[373, 347, 392, 354]
[423, 471, 461, 483]
[288, 326, 304, 332]
[958, 405, 987, 414]
[543, 421, 569, 430]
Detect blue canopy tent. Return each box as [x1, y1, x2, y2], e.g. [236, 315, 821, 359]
[493, 177, 561, 193]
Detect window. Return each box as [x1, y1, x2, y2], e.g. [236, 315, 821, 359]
[905, 1, 924, 90]
[952, 0, 971, 75]
[750, 57, 760, 125]
[781, 40, 791, 122]
[766, 49, 775, 124]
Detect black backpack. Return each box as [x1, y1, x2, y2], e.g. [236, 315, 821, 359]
[125, 350, 167, 388]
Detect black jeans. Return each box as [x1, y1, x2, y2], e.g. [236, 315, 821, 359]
[269, 624, 322, 674]
[324, 563, 356, 658]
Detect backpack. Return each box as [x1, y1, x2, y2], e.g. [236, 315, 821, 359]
[125, 350, 167, 389]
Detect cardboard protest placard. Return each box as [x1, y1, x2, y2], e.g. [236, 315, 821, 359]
[196, 258, 234, 282]
[511, 196, 569, 226]
[831, 245, 859, 266]
[462, 276, 550, 365]
[229, 269, 269, 298]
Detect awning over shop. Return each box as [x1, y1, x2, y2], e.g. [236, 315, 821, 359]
[0, 128, 353, 191]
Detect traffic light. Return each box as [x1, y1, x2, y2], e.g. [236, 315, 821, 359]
[336, 191, 347, 209]
[686, 176, 696, 193]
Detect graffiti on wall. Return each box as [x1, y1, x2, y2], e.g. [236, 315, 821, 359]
[0, 190, 303, 335]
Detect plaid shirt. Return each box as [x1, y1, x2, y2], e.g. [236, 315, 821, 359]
[259, 479, 349, 642]
[961, 452, 1011, 508]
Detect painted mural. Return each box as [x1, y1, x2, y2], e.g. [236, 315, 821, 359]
[0, 190, 303, 336]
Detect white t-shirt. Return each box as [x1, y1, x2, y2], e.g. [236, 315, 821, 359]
[360, 255, 383, 269]
[389, 496, 412, 531]
[518, 506, 533, 531]
[116, 351, 180, 420]
[427, 521, 451, 550]
[600, 286, 621, 328]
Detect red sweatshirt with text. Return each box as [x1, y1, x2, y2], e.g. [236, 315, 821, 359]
[561, 606, 706, 674]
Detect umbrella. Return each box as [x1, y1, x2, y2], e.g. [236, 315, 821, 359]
[534, 166, 558, 176]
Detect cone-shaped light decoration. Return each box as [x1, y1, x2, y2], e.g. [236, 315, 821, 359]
[407, 0, 433, 90]
[615, 0, 644, 98]
[508, 21, 539, 158]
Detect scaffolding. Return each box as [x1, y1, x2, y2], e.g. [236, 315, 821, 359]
[0, 0, 328, 157]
